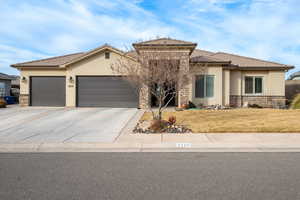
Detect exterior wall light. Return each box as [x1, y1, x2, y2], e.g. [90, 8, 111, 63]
[21, 77, 26, 82]
[69, 76, 74, 82]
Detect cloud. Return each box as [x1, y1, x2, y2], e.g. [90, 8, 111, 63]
[169, 0, 300, 76]
[0, 0, 177, 74]
[0, 0, 299, 77]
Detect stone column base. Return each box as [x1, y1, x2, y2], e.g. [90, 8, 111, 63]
[19, 94, 29, 106]
[139, 85, 150, 109]
[230, 95, 286, 108]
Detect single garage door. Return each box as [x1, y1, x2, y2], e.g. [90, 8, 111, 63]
[77, 76, 138, 108]
[30, 77, 66, 106]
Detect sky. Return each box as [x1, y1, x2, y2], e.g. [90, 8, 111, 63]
[0, 0, 299, 77]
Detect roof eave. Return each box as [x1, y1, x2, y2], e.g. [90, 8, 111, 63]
[10, 64, 60, 69]
[237, 66, 294, 71]
[133, 44, 197, 55]
[190, 61, 231, 64]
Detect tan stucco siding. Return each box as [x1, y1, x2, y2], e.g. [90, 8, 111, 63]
[66, 51, 130, 106]
[222, 69, 230, 105]
[241, 71, 268, 96]
[230, 70, 286, 96]
[19, 51, 133, 107]
[230, 70, 242, 95]
[67, 51, 123, 76]
[20, 69, 66, 95]
[267, 71, 285, 96]
[189, 65, 223, 106]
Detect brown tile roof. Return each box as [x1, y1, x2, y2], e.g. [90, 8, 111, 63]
[11, 41, 293, 70]
[11, 44, 133, 68]
[125, 50, 138, 59]
[191, 49, 215, 57]
[210, 52, 291, 68]
[133, 37, 197, 46]
[11, 52, 84, 67]
[190, 55, 230, 63]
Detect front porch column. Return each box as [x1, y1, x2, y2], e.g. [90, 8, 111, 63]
[178, 52, 190, 106]
[139, 84, 150, 109]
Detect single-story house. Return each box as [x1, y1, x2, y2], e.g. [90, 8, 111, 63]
[11, 38, 294, 108]
[0, 73, 13, 97]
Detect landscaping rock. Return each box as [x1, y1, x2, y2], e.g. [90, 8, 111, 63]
[133, 120, 192, 134]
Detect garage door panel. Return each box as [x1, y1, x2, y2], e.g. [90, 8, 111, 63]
[31, 77, 66, 107]
[77, 76, 138, 108]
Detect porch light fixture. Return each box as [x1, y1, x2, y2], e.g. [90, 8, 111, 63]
[21, 77, 26, 82]
[69, 76, 73, 81]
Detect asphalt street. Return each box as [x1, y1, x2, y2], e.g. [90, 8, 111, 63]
[0, 153, 299, 200]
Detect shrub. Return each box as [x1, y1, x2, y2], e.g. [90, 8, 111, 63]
[149, 120, 168, 132]
[168, 116, 176, 125]
[290, 94, 300, 109]
[0, 98, 6, 108]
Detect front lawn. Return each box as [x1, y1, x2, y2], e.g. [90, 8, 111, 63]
[141, 109, 300, 133]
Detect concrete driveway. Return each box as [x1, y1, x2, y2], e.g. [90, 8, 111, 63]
[0, 106, 138, 143]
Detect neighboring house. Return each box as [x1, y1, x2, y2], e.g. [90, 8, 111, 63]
[288, 71, 300, 80]
[0, 73, 13, 97]
[286, 71, 300, 101]
[11, 38, 294, 108]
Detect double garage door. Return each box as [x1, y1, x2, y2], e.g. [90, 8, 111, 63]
[30, 76, 138, 108]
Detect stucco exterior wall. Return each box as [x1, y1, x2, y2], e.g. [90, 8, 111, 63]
[66, 51, 123, 106]
[230, 70, 242, 95]
[241, 71, 269, 96]
[189, 65, 223, 106]
[222, 69, 230, 106]
[20, 69, 66, 95]
[230, 70, 285, 96]
[267, 71, 285, 96]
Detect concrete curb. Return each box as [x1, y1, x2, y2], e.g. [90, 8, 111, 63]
[1, 143, 300, 152]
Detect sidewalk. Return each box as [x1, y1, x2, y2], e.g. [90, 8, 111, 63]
[1, 133, 300, 152]
[1, 108, 300, 152]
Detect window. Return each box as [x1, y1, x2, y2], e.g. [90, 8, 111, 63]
[105, 52, 110, 59]
[195, 75, 214, 98]
[245, 76, 263, 94]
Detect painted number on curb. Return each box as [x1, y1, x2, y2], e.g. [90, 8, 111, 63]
[176, 143, 192, 148]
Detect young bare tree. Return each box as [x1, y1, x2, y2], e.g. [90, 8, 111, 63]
[111, 50, 190, 121]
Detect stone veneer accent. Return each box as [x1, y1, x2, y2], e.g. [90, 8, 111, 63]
[139, 84, 150, 109]
[136, 50, 192, 109]
[178, 52, 191, 106]
[19, 94, 29, 106]
[230, 95, 286, 108]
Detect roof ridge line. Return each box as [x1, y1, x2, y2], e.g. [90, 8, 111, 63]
[133, 37, 196, 45]
[215, 51, 288, 66]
